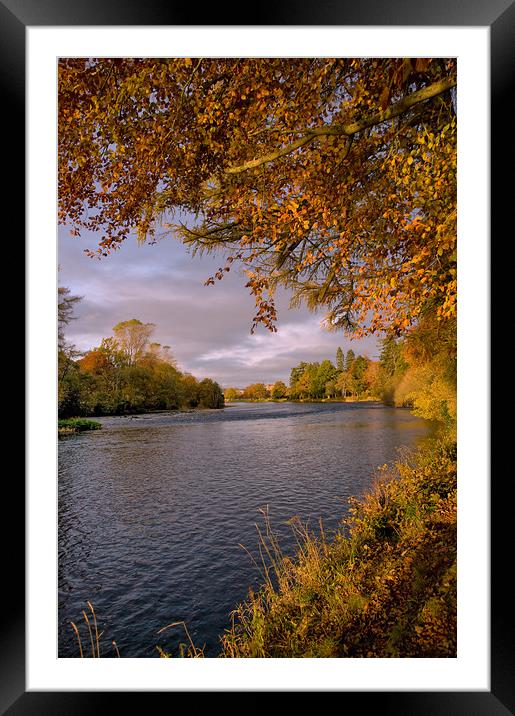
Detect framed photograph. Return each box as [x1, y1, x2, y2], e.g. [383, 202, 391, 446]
[9, 0, 505, 711]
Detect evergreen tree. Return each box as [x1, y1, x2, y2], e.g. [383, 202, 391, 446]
[379, 335, 405, 377]
[344, 349, 355, 373]
[336, 346, 344, 372]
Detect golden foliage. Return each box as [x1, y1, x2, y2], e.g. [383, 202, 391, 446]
[58, 58, 457, 337]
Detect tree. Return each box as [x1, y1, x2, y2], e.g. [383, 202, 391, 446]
[325, 379, 338, 399]
[364, 360, 380, 394]
[387, 313, 457, 421]
[290, 362, 308, 390]
[143, 342, 177, 367]
[306, 363, 323, 398]
[58, 58, 457, 338]
[112, 319, 155, 366]
[295, 372, 312, 400]
[379, 335, 406, 378]
[58, 361, 97, 417]
[224, 387, 239, 401]
[336, 347, 344, 372]
[351, 354, 369, 395]
[58, 285, 81, 350]
[78, 349, 111, 375]
[99, 336, 122, 365]
[344, 349, 355, 373]
[182, 373, 200, 407]
[317, 360, 338, 396]
[336, 371, 356, 398]
[198, 378, 225, 408]
[58, 313, 224, 416]
[58, 285, 82, 408]
[271, 380, 288, 400]
[242, 383, 269, 400]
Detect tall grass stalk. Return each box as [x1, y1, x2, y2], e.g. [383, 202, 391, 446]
[70, 621, 83, 658]
[156, 621, 205, 658]
[87, 600, 100, 657]
[82, 610, 96, 658]
[69, 603, 204, 658]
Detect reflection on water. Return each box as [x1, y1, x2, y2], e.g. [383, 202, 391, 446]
[58, 401, 432, 657]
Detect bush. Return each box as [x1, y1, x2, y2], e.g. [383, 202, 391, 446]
[58, 418, 102, 433]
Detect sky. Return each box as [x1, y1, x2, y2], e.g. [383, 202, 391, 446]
[58, 224, 379, 388]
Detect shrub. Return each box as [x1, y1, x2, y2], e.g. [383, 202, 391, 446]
[58, 418, 102, 433]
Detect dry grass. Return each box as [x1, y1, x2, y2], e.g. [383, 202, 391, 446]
[156, 621, 204, 658]
[69, 603, 204, 658]
[221, 434, 457, 658]
[70, 601, 102, 658]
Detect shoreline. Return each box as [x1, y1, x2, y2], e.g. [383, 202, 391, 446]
[59, 405, 225, 421]
[225, 396, 379, 404]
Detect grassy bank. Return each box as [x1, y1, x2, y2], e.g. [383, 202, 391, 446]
[221, 433, 456, 658]
[58, 418, 102, 434]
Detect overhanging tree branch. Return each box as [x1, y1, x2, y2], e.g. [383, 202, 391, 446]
[225, 76, 456, 175]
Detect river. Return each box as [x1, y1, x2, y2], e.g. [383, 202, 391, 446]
[58, 401, 432, 657]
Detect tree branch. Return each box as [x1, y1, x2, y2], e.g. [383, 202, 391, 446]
[225, 76, 456, 175]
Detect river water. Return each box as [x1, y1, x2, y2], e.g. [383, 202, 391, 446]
[58, 401, 431, 657]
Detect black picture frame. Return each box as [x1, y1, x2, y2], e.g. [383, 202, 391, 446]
[9, 0, 507, 712]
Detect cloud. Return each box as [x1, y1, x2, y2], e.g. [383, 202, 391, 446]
[199, 318, 330, 366]
[192, 315, 377, 387]
[59, 226, 378, 387]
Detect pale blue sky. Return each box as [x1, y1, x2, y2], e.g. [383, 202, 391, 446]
[58, 225, 378, 388]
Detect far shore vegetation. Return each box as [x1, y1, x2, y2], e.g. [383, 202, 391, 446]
[58, 306, 224, 419]
[225, 317, 456, 427]
[58, 417, 102, 435]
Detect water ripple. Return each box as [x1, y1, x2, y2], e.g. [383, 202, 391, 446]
[58, 401, 431, 657]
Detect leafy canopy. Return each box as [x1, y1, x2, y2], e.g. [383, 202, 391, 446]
[59, 58, 456, 337]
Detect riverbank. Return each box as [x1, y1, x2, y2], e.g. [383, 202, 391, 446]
[221, 431, 456, 658]
[59, 406, 224, 424]
[59, 405, 225, 423]
[226, 396, 378, 404]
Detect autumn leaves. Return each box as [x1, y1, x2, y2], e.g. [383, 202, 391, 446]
[58, 58, 457, 339]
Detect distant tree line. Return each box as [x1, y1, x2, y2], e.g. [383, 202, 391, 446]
[288, 350, 378, 400]
[58, 290, 224, 417]
[223, 312, 456, 425]
[224, 348, 379, 403]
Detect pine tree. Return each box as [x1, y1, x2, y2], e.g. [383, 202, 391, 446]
[336, 346, 344, 372]
[345, 349, 355, 373]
